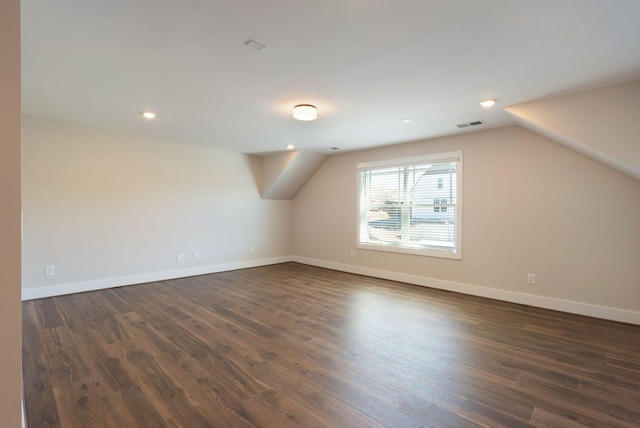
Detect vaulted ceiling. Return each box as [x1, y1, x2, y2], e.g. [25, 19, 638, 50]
[21, 0, 640, 160]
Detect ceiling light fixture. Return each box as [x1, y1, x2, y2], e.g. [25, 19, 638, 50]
[292, 104, 318, 121]
[479, 99, 496, 108]
[285, 144, 295, 150]
[142, 111, 156, 119]
[402, 118, 412, 123]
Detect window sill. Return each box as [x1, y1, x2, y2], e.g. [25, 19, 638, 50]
[357, 242, 462, 260]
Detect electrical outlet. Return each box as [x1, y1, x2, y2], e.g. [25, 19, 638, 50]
[350, 251, 356, 259]
[194, 252, 199, 260]
[250, 246, 255, 254]
[45, 265, 55, 276]
[527, 273, 536, 285]
[176, 253, 186, 262]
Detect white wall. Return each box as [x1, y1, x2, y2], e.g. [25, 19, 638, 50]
[21, 118, 640, 324]
[0, 0, 23, 425]
[22, 117, 292, 297]
[506, 80, 640, 180]
[522, 81, 640, 169]
[293, 127, 640, 322]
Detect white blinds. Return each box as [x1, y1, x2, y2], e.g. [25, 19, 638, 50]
[357, 153, 461, 258]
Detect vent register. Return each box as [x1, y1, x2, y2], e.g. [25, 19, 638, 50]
[456, 120, 485, 129]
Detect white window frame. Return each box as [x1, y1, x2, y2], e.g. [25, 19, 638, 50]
[356, 151, 463, 260]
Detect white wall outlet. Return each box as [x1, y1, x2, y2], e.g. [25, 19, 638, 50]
[250, 246, 255, 254]
[176, 253, 186, 262]
[527, 273, 536, 285]
[45, 265, 55, 276]
[350, 251, 356, 259]
[194, 252, 199, 260]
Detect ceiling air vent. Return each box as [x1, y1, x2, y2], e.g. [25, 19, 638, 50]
[244, 39, 266, 52]
[456, 120, 485, 129]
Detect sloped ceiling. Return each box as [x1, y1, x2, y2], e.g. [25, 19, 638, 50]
[19, 1, 640, 193]
[261, 151, 328, 200]
[20, 1, 640, 155]
[505, 80, 640, 181]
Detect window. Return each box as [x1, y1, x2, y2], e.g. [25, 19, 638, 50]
[433, 198, 448, 213]
[357, 151, 462, 259]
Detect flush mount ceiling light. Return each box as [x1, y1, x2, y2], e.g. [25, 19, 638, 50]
[292, 104, 318, 121]
[402, 118, 412, 123]
[141, 111, 156, 119]
[285, 144, 295, 150]
[479, 99, 497, 108]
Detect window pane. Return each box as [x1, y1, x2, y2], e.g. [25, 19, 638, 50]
[358, 154, 461, 258]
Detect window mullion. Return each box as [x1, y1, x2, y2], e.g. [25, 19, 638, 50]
[400, 166, 410, 244]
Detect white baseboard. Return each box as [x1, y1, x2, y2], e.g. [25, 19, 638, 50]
[22, 255, 640, 325]
[21, 256, 293, 301]
[292, 256, 640, 325]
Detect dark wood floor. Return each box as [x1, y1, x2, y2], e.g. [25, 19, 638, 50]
[23, 262, 640, 427]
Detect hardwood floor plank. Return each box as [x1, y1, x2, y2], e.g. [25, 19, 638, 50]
[51, 294, 96, 333]
[52, 385, 116, 428]
[398, 394, 482, 428]
[33, 297, 65, 329]
[100, 390, 147, 427]
[240, 391, 320, 428]
[577, 378, 640, 411]
[122, 348, 216, 428]
[517, 374, 640, 427]
[154, 351, 257, 428]
[101, 288, 133, 314]
[458, 399, 532, 428]
[39, 327, 91, 389]
[303, 369, 425, 427]
[523, 319, 640, 353]
[23, 262, 640, 427]
[440, 362, 535, 421]
[114, 311, 180, 356]
[606, 353, 640, 373]
[224, 360, 326, 427]
[529, 407, 590, 428]
[22, 302, 62, 428]
[118, 385, 168, 428]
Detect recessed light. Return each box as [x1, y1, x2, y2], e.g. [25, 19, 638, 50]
[142, 111, 156, 119]
[293, 104, 318, 121]
[402, 118, 412, 123]
[322, 147, 341, 151]
[285, 144, 295, 150]
[479, 99, 496, 108]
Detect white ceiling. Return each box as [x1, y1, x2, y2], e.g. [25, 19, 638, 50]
[21, 0, 640, 155]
